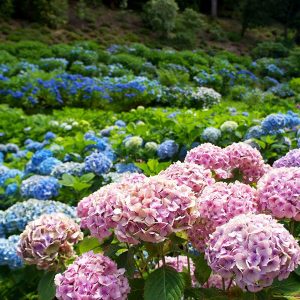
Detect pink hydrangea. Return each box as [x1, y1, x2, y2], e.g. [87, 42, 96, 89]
[257, 167, 300, 220]
[77, 173, 146, 231]
[17, 213, 83, 270]
[113, 176, 198, 244]
[205, 213, 300, 292]
[188, 182, 258, 252]
[159, 161, 215, 196]
[273, 149, 300, 168]
[185, 143, 230, 179]
[55, 251, 130, 300]
[224, 142, 270, 183]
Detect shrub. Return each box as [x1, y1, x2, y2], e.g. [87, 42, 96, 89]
[110, 54, 145, 74]
[157, 69, 189, 86]
[0, 0, 14, 19]
[252, 42, 289, 59]
[143, 0, 179, 37]
[290, 77, 300, 93]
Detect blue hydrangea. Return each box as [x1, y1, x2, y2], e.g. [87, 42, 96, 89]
[31, 149, 53, 166]
[202, 127, 221, 143]
[44, 131, 56, 140]
[244, 125, 265, 139]
[115, 120, 126, 127]
[2, 199, 76, 235]
[63, 153, 81, 162]
[0, 144, 6, 152]
[84, 133, 108, 151]
[100, 126, 115, 137]
[84, 152, 112, 175]
[284, 111, 300, 128]
[157, 140, 179, 159]
[261, 113, 287, 135]
[115, 163, 140, 173]
[6, 143, 19, 153]
[0, 167, 23, 187]
[25, 141, 46, 151]
[0, 235, 23, 269]
[51, 162, 86, 178]
[13, 150, 28, 159]
[21, 175, 60, 200]
[5, 183, 18, 196]
[38, 157, 62, 175]
[269, 84, 294, 98]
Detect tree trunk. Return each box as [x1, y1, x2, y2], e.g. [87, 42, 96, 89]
[211, 0, 217, 17]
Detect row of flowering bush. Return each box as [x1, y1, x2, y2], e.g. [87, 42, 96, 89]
[0, 41, 299, 109]
[6, 141, 299, 300]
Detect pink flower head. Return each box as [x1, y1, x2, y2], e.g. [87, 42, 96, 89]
[257, 167, 300, 220]
[77, 173, 146, 231]
[184, 143, 230, 179]
[205, 213, 300, 292]
[17, 213, 83, 270]
[159, 161, 215, 196]
[188, 182, 258, 252]
[55, 251, 130, 300]
[224, 142, 270, 183]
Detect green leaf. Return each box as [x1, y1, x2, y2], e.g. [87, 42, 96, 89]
[192, 254, 211, 285]
[128, 278, 145, 300]
[115, 248, 136, 277]
[59, 174, 75, 187]
[80, 173, 95, 183]
[73, 180, 91, 191]
[271, 273, 300, 297]
[144, 266, 185, 300]
[184, 287, 227, 300]
[78, 236, 101, 254]
[38, 271, 56, 300]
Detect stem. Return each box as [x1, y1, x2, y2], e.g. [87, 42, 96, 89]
[222, 278, 226, 291]
[126, 243, 144, 279]
[186, 245, 191, 280]
[139, 250, 150, 275]
[159, 243, 166, 267]
[227, 277, 233, 291]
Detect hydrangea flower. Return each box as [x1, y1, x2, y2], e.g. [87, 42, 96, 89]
[81, 176, 198, 244]
[84, 152, 112, 175]
[273, 149, 300, 168]
[191, 87, 221, 108]
[220, 121, 238, 132]
[51, 162, 86, 178]
[55, 252, 130, 300]
[2, 199, 76, 235]
[31, 149, 53, 166]
[0, 166, 23, 186]
[115, 163, 140, 173]
[188, 182, 258, 252]
[201, 127, 221, 143]
[21, 175, 60, 200]
[225, 142, 270, 183]
[17, 213, 83, 270]
[261, 113, 286, 135]
[44, 131, 56, 140]
[123, 136, 143, 149]
[185, 143, 229, 179]
[205, 213, 300, 292]
[157, 140, 179, 159]
[257, 167, 300, 220]
[6, 143, 19, 153]
[159, 161, 215, 196]
[115, 120, 126, 127]
[38, 157, 62, 175]
[5, 183, 18, 196]
[145, 141, 159, 153]
[0, 235, 23, 269]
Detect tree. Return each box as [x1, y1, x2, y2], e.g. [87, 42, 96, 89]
[211, 0, 218, 17]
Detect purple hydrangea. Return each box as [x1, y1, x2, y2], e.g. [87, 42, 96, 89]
[273, 149, 300, 168]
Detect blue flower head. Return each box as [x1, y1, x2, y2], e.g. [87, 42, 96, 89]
[157, 140, 179, 160]
[84, 152, 112, 175]
[31, 149, 53, 166]
[38, 157, 62, 175]
[115, 120, 126, 127]
[44, 131, 56, 140]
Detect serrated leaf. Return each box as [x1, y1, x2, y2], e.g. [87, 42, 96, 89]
[38, 271, 56, 300]
[144, 266, 185, 300]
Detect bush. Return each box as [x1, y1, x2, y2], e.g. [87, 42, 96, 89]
[0, 0, 14, 19]
[290, 78, 300, 93]
[157, 69, 189, 86]
[143, 0, 179, 37]
[252, 42, 290, 59]
[110, 54, 146, 74]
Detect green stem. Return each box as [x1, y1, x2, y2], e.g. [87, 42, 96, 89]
[222, 278, 226, 291]
[290, 221, 295, 235]
[159, 243, 166, 267]
[126, 243, 144, 279]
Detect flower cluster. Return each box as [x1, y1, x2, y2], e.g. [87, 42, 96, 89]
[224, 142, 270, 183]
[201, 127, 221, 143]
[273, 149, 300, 168]
[157, 140, 179, 159]
[220, 121, 238, 132]
[80, 176, 198, 244]
[188, 182, 258, 252]
[51, 162, 86, 178]
[0, 235, 23, 269]
[17, 213, 83, 270]
[84, 151, 112, 175]
[191, 87, 221, 108]
[205, 213, 300, 292]
[21, 175, 60, 200]
[123, 136, 143, 149]
[1, 199, 76, 235]
[159, 161, 215, 196]
[257, 167, 300, 220]
[54, 252, 130, 300]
